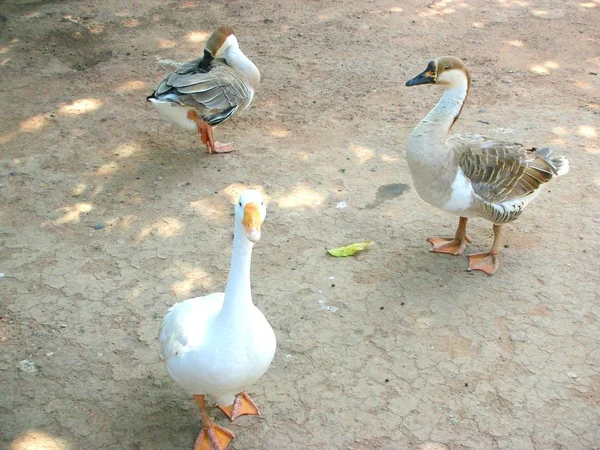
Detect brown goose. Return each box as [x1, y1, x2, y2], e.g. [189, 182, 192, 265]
[405, 56, 568, 275]
[148, 26, 260, 154]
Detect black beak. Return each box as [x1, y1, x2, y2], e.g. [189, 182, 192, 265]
[405, 60, 437, 87]
[405, 70, 435, 86]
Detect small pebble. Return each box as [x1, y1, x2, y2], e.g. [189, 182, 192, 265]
[385, 378, 390, 383]
[590, 71, 598, 75]
[465, 382, 469, 387]
[94, 223, 105, 230]
[380, 306, 384, 310]
[331, 283, 335, 287]
[9, 170, 15, 176]
[504, 244, 509, 248]
[264, 18, 274, 23]
[400, 302, 405, 306]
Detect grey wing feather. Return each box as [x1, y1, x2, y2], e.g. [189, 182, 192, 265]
[451, 135, 558, 205]
[153, 60, 253, 124]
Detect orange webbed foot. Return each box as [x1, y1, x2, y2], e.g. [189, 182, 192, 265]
[428, 236, 471, 256]
[218, 392, 260, 422]
[467, 252, 499, 275]
[194, 423, 235, 450]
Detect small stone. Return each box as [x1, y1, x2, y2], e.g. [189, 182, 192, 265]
[18, 360, 37, 373]
[264, 18, 274, 23]
[400, 302, 405, 306]
[331, 283, 335, 287]
[567, 372, 578, 378]
[9, 170, 15, 176]
[385, 378, 390, 382]
[590, 71, 598, 76]
[94, 223, 105, 230]
[336, 201, 347, 209]
[504, 244, 509, 248]
[380, 306, 384, 310]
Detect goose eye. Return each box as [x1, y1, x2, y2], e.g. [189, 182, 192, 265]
[238, 202, 242, 207]
[261, 201, 264, 206]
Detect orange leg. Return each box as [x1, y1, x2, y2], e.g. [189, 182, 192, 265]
[193, 395, 235, 450]
[428, 216, 471, 256]
[217, 392, 260, 422]
[468, 224, 502, 275]
[187, 111, 234, 154]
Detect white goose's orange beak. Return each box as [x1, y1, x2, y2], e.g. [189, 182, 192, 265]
[243, 202, 261, 243]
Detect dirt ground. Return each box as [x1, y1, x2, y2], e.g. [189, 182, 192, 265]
[1, 0, 599, 449]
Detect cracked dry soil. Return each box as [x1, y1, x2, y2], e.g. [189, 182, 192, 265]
[1, 0, 599, 449]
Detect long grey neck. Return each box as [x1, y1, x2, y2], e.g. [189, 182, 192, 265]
[219, 221, 254, 319]
[411, 77, 469, 144]
[224, 46, 260, 90]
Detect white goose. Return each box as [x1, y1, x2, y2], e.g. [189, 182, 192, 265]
[148, 26, 260, 154]
[405, 56, 568, 274]
[159, 190, 276, 450]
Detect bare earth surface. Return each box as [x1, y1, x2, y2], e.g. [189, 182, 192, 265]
[1, 1, 599, 449]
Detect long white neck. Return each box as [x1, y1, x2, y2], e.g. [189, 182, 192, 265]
[224, 46, 260, 90]
[219, 221, 254, 319]
[411, 75, 469, 143]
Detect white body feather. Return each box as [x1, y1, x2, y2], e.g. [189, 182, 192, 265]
[149, 98, 198, 131]
[159, 293, 276, 405]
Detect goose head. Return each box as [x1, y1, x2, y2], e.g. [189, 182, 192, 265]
[235, 190, 266, 244]
[205, 26, 239, 59]
[405, 56, 471, 89]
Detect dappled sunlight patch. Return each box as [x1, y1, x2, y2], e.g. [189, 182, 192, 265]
[172, 267, 212, 297]
[71, 183, 87, 196]
[380, 154, 400, 163]
[113, 142, 141, 158]
[187, 31, 210, 43]
[277, 185, 324, 209]
[59, 98, 102, 116]
[578, 125, 597, 139]
[530, 9, 548, 17]
[530, 61, 559, 75]
[507, 40, 524, 47]
[472, 22, 484, 28]
[573, 80, 595, 90]
[95, 161, 119, 176]
[389, 6, 403, 13]
[496, 0, 529, 6]
[19, 114, 51, 133]
[189, 198, 228, 219]
[121, 18, 140, 28]
[54, 203, 93, 225]
[0, 58, 11, 67]
[0, 131, 17, 144]
[138, 217, 183, 240]
[350, 144, 375, 164]
[584, 144, 599, 154]
[87, 23, 104, 34]
[10, 430, 69, 450]
[116, 80, 147, 92]
[579, 2, 597, 7]
[221, 183, 266, 203]
[551, 126, 570, 136]
[159, 39, 177, 49]
[268, 127, 289, 138]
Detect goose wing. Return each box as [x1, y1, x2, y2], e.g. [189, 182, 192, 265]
[153, 58, 252, 125]
[450, 135, 558, 204]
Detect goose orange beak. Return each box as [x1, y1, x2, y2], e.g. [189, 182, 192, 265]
[243, 203, 261, 243]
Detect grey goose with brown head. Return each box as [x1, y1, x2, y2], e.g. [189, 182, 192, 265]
[405, 56, 568, 275]
[148, 26, 260, 154]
